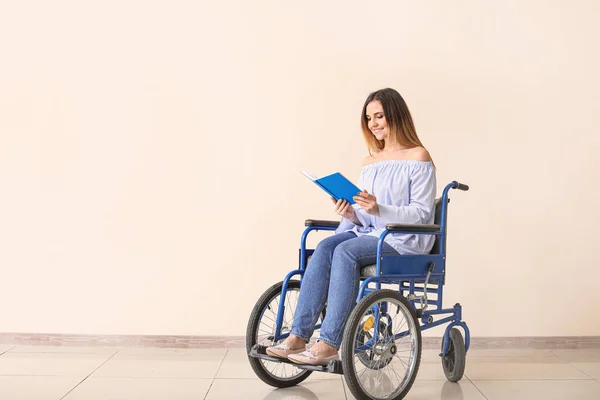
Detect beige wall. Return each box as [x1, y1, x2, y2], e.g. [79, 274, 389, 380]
[1, 1, 599, 338]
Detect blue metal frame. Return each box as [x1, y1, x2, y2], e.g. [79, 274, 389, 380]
[272, 181, 470, 358]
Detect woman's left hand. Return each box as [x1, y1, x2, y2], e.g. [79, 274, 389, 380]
[353, 190, 380, 216]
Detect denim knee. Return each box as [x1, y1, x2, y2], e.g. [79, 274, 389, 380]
[314, 236, 340, 255]
[331, 241, 358, 262]
[311, 233, 353, 264]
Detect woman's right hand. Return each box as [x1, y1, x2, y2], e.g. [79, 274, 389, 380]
[331, 197, 356, 220]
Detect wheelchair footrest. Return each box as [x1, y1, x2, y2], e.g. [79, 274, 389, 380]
[296, 359, 343, 375]
[249, 345, 343, 374]
[249, 345, 299, 366]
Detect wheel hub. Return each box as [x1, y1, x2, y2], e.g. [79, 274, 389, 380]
[373, 342, 396, 358]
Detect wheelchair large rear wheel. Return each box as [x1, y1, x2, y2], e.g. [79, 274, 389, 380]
[246, 280, 324, 388]
[341, 289, 421, 400]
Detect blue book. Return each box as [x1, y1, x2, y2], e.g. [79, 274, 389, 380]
[301, 170, 362, 205]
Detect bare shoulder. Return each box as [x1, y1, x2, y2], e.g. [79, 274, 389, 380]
[405, 146, 432, 162]
[361, 147, 431, 166]
[362, 154, 377, 166]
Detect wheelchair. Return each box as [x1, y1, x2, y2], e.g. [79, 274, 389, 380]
[246, 181, 470, 400]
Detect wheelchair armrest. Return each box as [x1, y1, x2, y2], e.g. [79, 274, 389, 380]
[385, 223, 441, 232]
[305, 219, 340, 228]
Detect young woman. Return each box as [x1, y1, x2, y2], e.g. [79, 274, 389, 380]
[267, 88, 437, 365]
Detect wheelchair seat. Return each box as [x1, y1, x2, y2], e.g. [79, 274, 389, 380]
[360, 197, 446, 278]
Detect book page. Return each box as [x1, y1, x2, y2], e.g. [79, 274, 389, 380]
[300, 170, 318, 181]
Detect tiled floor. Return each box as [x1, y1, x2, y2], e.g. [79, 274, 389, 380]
[0, 344, 599, 399]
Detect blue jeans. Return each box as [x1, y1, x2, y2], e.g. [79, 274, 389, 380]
[290, 231, 400, 350]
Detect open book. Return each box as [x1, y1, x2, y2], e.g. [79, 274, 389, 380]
[301, 170, 362, 205]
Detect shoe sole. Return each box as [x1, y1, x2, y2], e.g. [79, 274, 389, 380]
[265, 349, 287, 359]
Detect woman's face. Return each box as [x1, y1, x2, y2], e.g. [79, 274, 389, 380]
[365, 100, 389, 141]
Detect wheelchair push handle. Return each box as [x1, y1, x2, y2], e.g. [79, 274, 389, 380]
[452, 181, 469, 191]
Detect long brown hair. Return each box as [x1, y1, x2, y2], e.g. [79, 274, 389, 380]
[361, 88, 426, 155]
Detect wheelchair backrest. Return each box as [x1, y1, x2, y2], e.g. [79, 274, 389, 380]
[430, 197, 448, 255]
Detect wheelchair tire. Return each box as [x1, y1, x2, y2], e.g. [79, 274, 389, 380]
[441, 327, 466, 382]
[246, 280, 322, 388]
[341, 289, 422, 400]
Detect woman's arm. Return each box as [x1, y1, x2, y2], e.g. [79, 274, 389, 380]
[378, 164, 436, 225]
[354, 150, 436, 225]
[331, 198, 362, 226]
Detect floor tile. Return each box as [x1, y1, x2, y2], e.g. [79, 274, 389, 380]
[420, 349, 445, 363]
[0, 376, 81, 400]
[465, 348, 561, 363]
[551, 349, 600, 362]
[92, 351, 226, 379]
[344, 379, 486, 400]
[0, 343, 598, 399]
[419, 348, 560, 364]
[9, 345, 119, 354]
[62, 377, 213, 399]
[465, 362, 592, 380]
[570, 362, 600, 380]
[0, 353, 112, 378]
[115, 347, 227, 357]
[467, 349, 555, 357]
[415, 363, 452, 380]
[217, 348, 340, 380]
[206, 378, 344, 400]
[472, 379, 600, 400]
